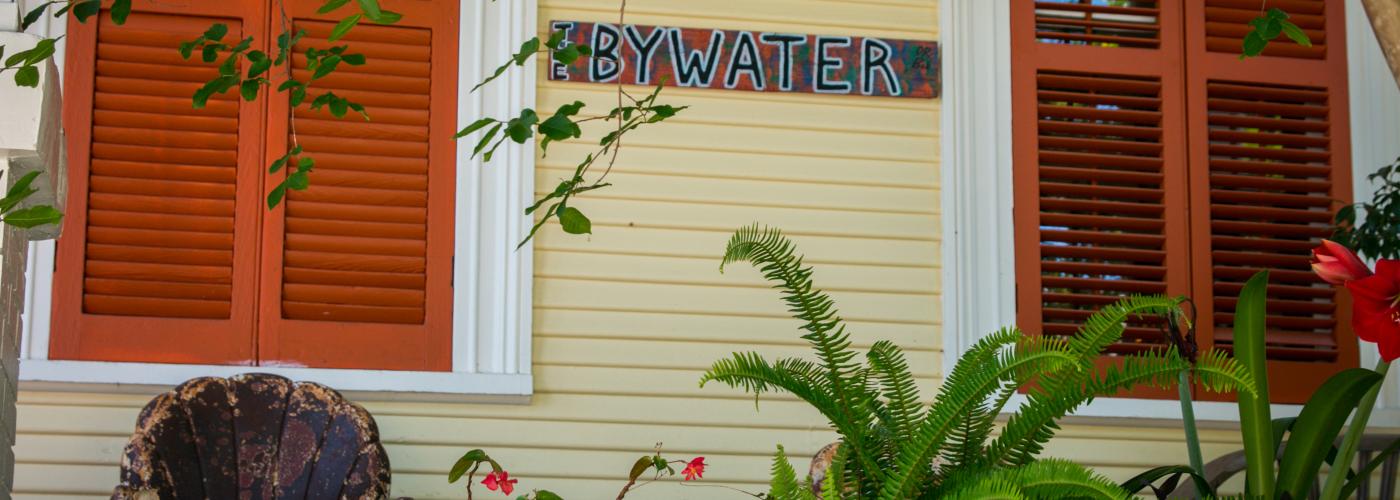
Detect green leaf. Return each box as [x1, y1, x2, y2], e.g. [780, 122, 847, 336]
[456, 118, 497, 139]
[266, 185, 287, 209]
[202, 44, 221, 63]
[312, 54, 341, 80]
[240, 79, 260, 101]
[627, 456, 652, 482]
[287, 171, 310, 190]
[505, 109, 539, 143]
[14, 66, 39, 87]
[355, 0, 400, 23]
[449, 449, 490, 483]
[109, 0, 132, 24]
[1276, 368, 1384, 498]
[289, 87, 307, 107]
[219, 53, 240, 76]
[2, 205, 62, 228]
[204, 23, 229, 41]
[474, 123, 503, 156]
[179, 42, 195, 60]
[366, 10, 400, 24]
[1120, 465, 1213, 498]
[317, 0, 351, 14]
[534, 491, 564, 500]
[22, 2, 58, 31]
[6, 171, 41, 199]
[328, 14, 361, 42]
[472, 36, 540, 92]
[1233, 271, 1275, 499]
[328, 95, 348, 117]
[558, 206, 591, 235]
[1241, 31, 1267, 59]
[16, 37, 58, 67]
[347, 101, 368, 120]
[246, 50, 271, 78]
[341, 53, 365, 65]
[1281, 20, 1313, 47]
[70, 0, 100, 23]
[0, 171, 42, 213]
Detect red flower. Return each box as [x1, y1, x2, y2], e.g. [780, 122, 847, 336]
[1312, 239, 1373, 285]
[482, 470, 517, 496]
[1347, 260, 1400, 361]
[682, 457, 706, 481]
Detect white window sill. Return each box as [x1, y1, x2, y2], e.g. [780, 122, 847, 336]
[18, 359, 533, 403]
[1008, 394, 1400, 429]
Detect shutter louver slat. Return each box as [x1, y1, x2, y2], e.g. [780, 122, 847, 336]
[1203, 80, 1342, 363]
[279, 20, 432, 326]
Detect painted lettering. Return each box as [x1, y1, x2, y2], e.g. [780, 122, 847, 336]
[669, 28, 726, 87]
[725, 31, 765, 90]
[550, 21, 578, 80]
[760, 33, 806, 92]
[624, 25, 667, 85]
[861, 38, 901, 96]
[814, 36, 852, 94]
[591, 23, 622, 82]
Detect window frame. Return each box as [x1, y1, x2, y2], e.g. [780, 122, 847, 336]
[941, 0, 1400, 423]
[18, 0, 538, 400]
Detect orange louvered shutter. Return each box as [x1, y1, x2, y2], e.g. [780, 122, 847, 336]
[1185, 0, 1357, 404]
[1012, 0, 1191, 396]
[256, 0, 457, 370]
[53, 1, 268, 364]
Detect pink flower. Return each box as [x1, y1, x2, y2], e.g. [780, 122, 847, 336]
[682, 457, 706, 481]
[482, 470, 517, 496]
[1347, 260, 1400, 362]
[1312, 239, 1373, 285]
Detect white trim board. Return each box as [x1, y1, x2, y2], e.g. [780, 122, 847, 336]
[19, 0, 538, 400]
[940, 0, 1400, 425]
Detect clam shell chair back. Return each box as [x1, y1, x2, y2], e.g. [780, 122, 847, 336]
[111, 373, 392, 499]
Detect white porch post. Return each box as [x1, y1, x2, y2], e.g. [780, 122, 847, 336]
[0, 2, 66, 491]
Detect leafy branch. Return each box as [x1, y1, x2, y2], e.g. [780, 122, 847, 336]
[2, 0, 130, 86]
[1333, 157, 1400, 260]
[0, 172, 62, 229]
[460, 21, 686, 247]
[1241, 7, 1312, 59]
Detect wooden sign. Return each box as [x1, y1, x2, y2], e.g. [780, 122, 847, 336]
[548, 21, 941, 99]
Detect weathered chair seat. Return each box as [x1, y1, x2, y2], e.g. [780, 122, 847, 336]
[111, 373, 391, 499]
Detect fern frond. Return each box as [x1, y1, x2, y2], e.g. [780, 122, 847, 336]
[1001, 459, 1129, 499]
[1193, 348, 1257, 396]
[768, 445, 816, 500]
[867, 340, 925, 442]
[942, 477, 1027, 500]
[879, 329, 1078, 499]
[1065, 295, 1181, 362]
[719, 225, 882, 479]
[700, 353, 841, 421]
[822, 441, 851, 500]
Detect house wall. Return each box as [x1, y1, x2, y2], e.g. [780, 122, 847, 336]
[8, 0, 1262, 498]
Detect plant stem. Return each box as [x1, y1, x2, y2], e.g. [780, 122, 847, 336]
[1320, 359, 1391, 500]
[1178, 368, 1205, 478]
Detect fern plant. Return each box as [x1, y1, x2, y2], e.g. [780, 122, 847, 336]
[700, 225, 1259, 500]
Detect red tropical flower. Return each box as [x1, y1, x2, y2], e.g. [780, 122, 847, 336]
[482, 470, 517, 496]
[682, 457, 706, 481]
[1312, 239, 1373, 285]
[1347, 260, 1400, 362]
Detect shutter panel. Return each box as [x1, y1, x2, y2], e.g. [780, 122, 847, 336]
[52, 1, 266, 364]
[1203, 0, 1327, 59]
[1013, 0, 1191, 387]
[1185, 0, 1356, 403]
[257, 0, 456, 371]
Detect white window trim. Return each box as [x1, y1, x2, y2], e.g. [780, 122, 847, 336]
[17, 0, 538, 402]
[941, 0, 1400, 425]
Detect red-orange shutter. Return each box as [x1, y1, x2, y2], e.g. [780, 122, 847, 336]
[1185, 0, 1357, 404]
[53, 1, 268, 365]
[1012, 0, 1192, 397]
[256, 0, 457, 371]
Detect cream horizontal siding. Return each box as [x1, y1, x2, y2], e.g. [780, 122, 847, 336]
[12, 0, 1245, 498]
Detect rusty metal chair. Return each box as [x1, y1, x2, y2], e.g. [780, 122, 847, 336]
[1174, 434, 1400, 499]
[111, 373, 392, 499]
